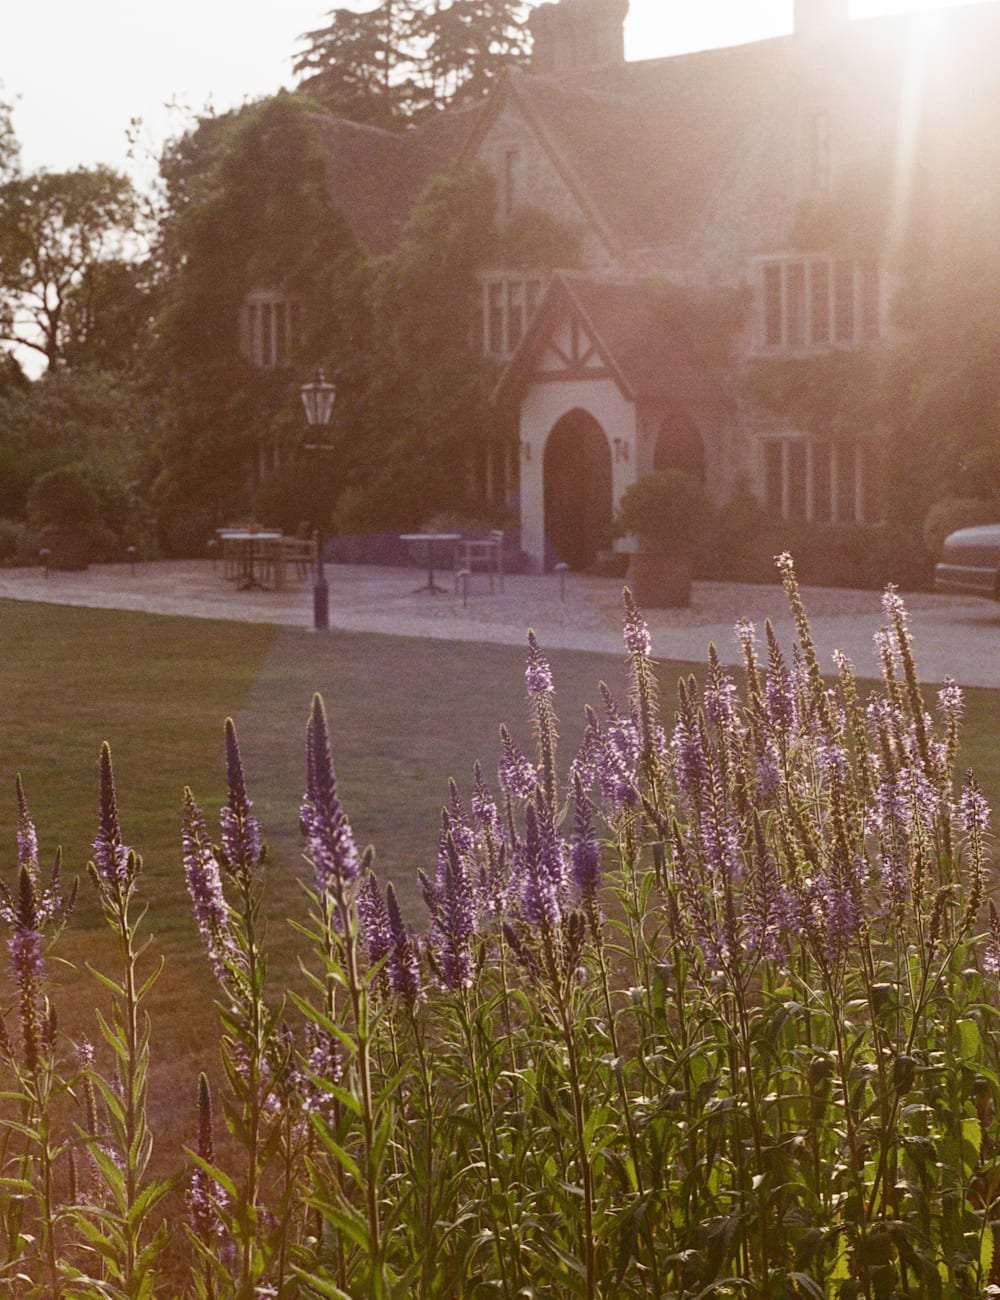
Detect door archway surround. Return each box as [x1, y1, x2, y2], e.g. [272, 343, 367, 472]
[653, 402, 706, 480]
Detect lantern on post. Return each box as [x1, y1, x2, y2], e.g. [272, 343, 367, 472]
[299, 368, 337, 631]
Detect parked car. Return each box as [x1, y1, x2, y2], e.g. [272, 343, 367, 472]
[934, 523, 1000, 599]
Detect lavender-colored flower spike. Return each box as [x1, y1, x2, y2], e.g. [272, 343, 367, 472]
[301, 694, 361, 897]
[570, 776, 601, 896]
[498, 725, 538, 801]
[15, 775, 38, 879]
[219, 719, 262, 876]
[188, 1072, 228, 1245]
[959, 771, 991, 836]
[471, 762, 501, 838]
[386, 882, 423, 1003]
[520, 801, 562, 932]
[984, 901, 1000, 978]
[182, 788, 235, 981]
[428, 835, 476, 991]
[358, 872, 392, 975]
[93, 743, 133, 893]
[525, 630, 554, 697]
[622, 590, 652, 658]
[526, 631, 560, 809]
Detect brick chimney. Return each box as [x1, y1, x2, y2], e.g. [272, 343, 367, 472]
[529, 0, 630, 75]
[794, 0, 850, 37]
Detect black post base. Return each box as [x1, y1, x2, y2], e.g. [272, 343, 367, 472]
[313, 578, 329, 631]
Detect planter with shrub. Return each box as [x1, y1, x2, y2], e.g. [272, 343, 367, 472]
[26, 465, 103, 571]
[614, 469, 715, 608]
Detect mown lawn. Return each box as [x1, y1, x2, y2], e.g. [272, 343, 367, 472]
[2, 594, 998, 1182]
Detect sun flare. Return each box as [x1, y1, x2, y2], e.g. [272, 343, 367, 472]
[623, 0, 985, 60]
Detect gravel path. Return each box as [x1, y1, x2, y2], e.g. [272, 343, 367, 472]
[0, 560, 996, 688]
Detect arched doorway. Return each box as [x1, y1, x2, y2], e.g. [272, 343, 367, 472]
[543, 409, 613, 570]
[653, 402, 706, 480]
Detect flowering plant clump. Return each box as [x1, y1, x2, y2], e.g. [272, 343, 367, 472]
[0, 554, 999, 1297]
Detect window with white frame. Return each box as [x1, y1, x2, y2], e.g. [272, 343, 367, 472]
[240, 292, 303, 368]
[475, 274, 546, 358]
[758, 255, 880, 352]
[761, 436, 880, 523]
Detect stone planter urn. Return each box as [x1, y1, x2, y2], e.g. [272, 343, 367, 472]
[613, 469, 715, 610]
[626, 552, 692, 608]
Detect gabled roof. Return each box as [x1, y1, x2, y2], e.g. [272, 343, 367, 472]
[310, 102, 488, 254]
[312, 0, 1000, 259]
[493, 271, 729, 408]
[462, 1, 1000, 259]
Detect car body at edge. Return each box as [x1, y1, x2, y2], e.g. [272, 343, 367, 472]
[934, 523, 1000, 600]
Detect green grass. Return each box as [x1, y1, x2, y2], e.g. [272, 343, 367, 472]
[2, 594, 999, 1190]
[0, 600, 676, 989]
[4, 596, 1000, 950]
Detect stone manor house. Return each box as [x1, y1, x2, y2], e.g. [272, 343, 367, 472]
[242, 0, 1000, 572]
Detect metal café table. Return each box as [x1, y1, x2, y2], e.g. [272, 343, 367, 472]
[217, 529, 283, 591]
[399, 532, 461, 594]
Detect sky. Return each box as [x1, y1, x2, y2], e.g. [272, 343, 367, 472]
[0, 0, 982, 190]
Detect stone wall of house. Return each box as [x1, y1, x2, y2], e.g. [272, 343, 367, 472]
[473, 100, 614, 268]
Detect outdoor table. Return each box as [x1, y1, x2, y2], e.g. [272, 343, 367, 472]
[217, 529, 283, 591]
[399, 532, 461, 594]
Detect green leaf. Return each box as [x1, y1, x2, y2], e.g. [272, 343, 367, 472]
[956, 1018, 983, 1062]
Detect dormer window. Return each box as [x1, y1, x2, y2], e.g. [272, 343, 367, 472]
[758, 255, 880, 352]
[240, 292, 303, 368]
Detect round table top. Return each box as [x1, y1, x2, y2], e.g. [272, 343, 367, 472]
[218, 529, 284, 541]
[399, 532, 462, 543]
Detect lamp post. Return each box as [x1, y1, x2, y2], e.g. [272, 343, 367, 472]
[300, 367, 337, 631]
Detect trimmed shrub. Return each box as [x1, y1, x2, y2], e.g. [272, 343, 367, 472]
[26, 464, 100, 529]
[0, 516, 28, 563]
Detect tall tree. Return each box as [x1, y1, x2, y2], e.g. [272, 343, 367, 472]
[0, 96, 19, 183]
[294, 2, 422, 129]
[413, 0, 531, 109]
[0, 166, 143, 371]
[150, 94, 369, 533]
[293, 0, 530, 127]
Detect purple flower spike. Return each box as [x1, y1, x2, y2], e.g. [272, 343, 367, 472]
[520, 802, 562, 931]
[182, 788, 235, 980]
[358, 872, 392, 973]
[219, 720, 262, 875]
[571, 775, 604, 939]
[498, 725, 537, 801]
[570, 777, 601, 896]
[471, 762, 501, 837]
[386, 882, 423, 1003]
[622, 591, 652, 657]
[93, 743, 132, 892]
[525, 630, 554, 697]
[984, 901, 1000, 978]
[959, 772, 991, 835]
[429, 835, 476, 991]
[15, 776, 38, 878]
[301, 695, 361, 897]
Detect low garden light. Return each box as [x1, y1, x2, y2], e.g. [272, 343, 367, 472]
[299, 367, 337, 631]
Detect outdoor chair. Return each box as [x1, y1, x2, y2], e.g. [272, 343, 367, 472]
[455, 529, 504, 593]
[277, 530, 318, 587]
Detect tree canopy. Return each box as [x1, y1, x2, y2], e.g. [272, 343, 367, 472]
[0, 165, 144, 372]
[150, 94, 369, 532]
[294, 0, 530, 128]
